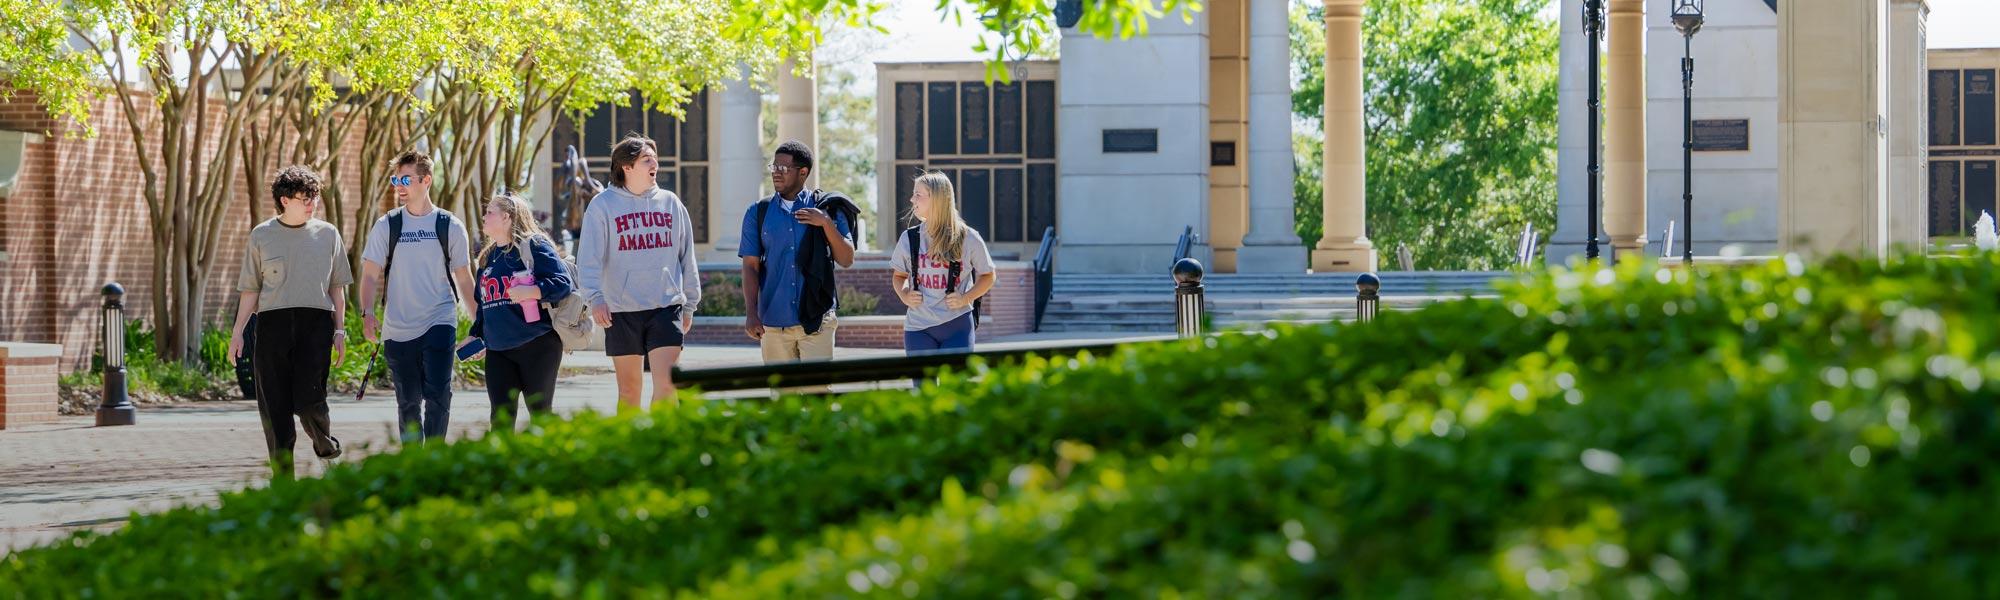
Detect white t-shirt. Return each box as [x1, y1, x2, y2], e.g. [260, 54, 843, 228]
[890, 225, 996, 331]
[361, 209, 472, 342]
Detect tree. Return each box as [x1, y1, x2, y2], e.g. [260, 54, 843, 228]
[3, 0, 1204, 361]
[1291, 0, 1558, 270]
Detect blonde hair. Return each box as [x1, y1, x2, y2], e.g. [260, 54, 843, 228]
[906, 172, 967, 261]
[478, 192, 560, 265]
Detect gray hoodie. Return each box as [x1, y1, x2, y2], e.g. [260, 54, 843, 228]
[577, 185, 701, 314]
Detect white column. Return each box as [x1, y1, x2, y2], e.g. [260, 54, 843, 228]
[1238, 0, 1308, 272]
[777, 57, 818, 189]
[1311, 0, 1376, 273]
[1549, 0, 1593, 265]
[711, 69, 765, 258]
[1603, 0, 1647, 260]
[1780, 0, 1890, 258]
[1888, 0, 1930, 251]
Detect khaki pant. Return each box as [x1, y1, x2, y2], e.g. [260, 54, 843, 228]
[761, 312, 837, 394]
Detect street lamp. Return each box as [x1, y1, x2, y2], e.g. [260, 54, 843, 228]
[1583, 0, 1606, 260]
[1672, 0, 1704, 266]
[96, 282, 135, 426]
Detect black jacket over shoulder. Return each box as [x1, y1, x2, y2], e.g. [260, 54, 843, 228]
[795, 190, 859, 336]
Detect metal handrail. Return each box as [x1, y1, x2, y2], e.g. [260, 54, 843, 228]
[1031, 226, 1058, 332]
[672, 338, 1161, 393]
[1172, 225, 1196, 264]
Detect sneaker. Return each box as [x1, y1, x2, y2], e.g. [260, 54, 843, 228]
[315, 437, 343, 460]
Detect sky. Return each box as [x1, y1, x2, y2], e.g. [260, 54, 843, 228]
[853, 0, 2000, 67]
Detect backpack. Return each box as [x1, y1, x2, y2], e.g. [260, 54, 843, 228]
[513, 235, 596, 352]
[385, 207, 459, 303]
[905, 226, 981, 329]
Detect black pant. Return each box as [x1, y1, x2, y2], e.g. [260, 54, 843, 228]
[252, 307, 341, 476]
[384, 324, 456, 442]
[486, 331, 563, 432]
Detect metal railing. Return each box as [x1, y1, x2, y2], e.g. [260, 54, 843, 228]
[1032, 226, 1058, 332]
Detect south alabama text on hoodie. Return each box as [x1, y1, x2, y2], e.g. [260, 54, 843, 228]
[577, 185, 702, 314]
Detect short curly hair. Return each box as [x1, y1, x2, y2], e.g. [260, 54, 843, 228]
[270, 165, 324, 213]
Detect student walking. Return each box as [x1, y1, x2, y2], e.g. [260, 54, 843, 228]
[358, 151, 476, 443]
[577, 135, 701, 412]
[892, 172, 996, 355]
[228, 165, 352, 477]
[738, 141, 859, 364]
[461, 193, 574, 432]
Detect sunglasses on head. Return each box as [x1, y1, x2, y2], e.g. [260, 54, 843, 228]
[389, 175, 417, 187]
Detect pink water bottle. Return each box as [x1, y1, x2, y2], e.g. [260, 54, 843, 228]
[509, 274, 541, 322]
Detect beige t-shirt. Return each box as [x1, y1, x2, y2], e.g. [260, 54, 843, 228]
[237, 218, 355, 313]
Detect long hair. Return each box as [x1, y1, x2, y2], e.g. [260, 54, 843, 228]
[905, 172, 967, 262]
[478, 192, 560, 265]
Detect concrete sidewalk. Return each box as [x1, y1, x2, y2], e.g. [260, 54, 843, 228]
[0, 332, 1162, 554]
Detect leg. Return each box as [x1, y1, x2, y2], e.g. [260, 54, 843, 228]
[519, 332, 564, 418]
[796, 313, 838, 361]
[485, 342, 525, 433]
[418, 324, 456, 440]
[759, 326, 801, 363]
[935, 312, 977, 353]
[611, 356, 646, 414]
[904, 327, 944, 356]
[647, 346, 684, 408]
[382, 337, 424, 443]
[643, 306, 688, 408]
[292, 310, 340, 459]
[251, 310, 298, 477]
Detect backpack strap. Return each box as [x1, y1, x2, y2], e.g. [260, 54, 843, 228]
[437, 210, 459, 300]
[904, 226, 922, 288]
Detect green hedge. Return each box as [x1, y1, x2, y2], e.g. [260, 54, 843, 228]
[6, 253, 2000, 598]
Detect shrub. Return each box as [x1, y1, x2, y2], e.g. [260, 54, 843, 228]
[8, 252, 2000, 598]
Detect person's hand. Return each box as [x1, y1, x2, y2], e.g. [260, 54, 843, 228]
[362, 312, 381, 343]
[944, 292, 972, 311]
[744, 313, 763, 341]
[458, 337, 486, 361]
[898, 287, 923, 308]
[591, 304, 613, 328]
[793, 207, 832, 228]
[228, 330, 244, 362]
[332, 332, 348, 365]
[681, 311, 695, 334]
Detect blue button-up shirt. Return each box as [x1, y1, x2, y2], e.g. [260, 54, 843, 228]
[738, 190, 852, 328]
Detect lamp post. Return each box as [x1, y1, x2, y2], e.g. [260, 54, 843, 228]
[96, 282, 135, 426]
[1584, 0, 1606, 260]
[1672, 0, 1704, 266]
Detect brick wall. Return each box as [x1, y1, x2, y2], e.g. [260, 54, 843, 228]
[0, 342, 61, 429]
[1, 92, 375, 369]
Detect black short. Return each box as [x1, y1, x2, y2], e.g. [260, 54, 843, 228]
[604, 306, 685, 356]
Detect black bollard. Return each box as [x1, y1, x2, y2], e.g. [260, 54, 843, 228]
[1173, 258, 1205, 339]
[1355, 273, 1380, 324]
[96, 282, 136, 426]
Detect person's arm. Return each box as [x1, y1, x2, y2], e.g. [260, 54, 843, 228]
[966, 273, 997, 301]
[823, 209, 855, 268]
[450, 218, 477, 318]
[577, 199, 613, 327]
[890, 235, 921, 308]
[453, 266, 477, 319]
[358, 219, 388, 342]
[229, 292, 258, 362]
[329, 284, 349, 364]
[738, 205, 765, 341]
[677, 200, 701, 314]
[529, 239, 573, 301]
[358, 260, 385, 342]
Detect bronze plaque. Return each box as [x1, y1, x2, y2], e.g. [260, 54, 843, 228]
[895, 83, 925, 160]
[1933, 160, 1961, 236]
[1102, 129, 1158, 153]
[961, 82, 990, 155]
[1027, 81, 1056, 159]
[1967, 70, 1995, 147]
[993, 82, 1023, 155]
[1691, 119, 1749, 152]
[1933, 70, 1962, 146]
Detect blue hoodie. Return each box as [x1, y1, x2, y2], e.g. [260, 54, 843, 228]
[469, 236, 574, 352]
